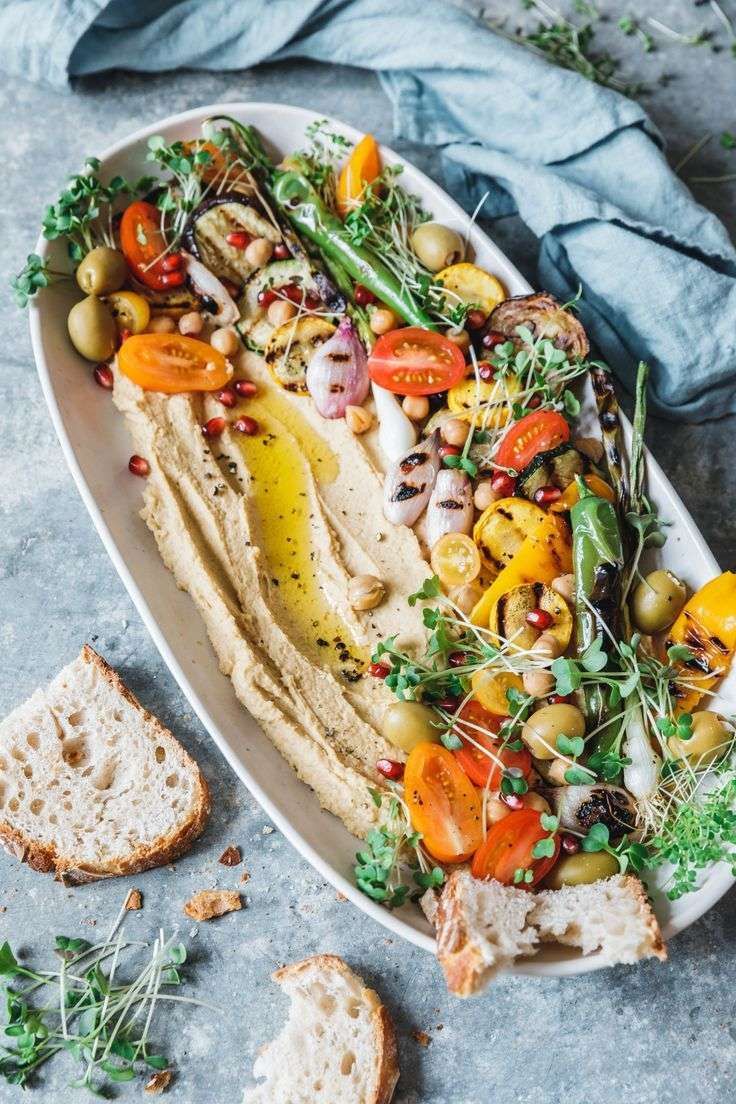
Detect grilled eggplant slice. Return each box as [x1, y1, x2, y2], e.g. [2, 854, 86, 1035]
[490, 582, 572, 652]
[489, 293, 589, 359]
[517, 444, 586, 500]
[473, 497, 547, 575]
[238, 258, 320, 347]
[183, 194, 280, 285]
[264, 316, 335, 394]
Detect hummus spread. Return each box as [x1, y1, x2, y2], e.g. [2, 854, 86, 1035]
[114, 350, 430, 838]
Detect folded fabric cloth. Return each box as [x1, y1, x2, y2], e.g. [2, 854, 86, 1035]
[4, 0, 735, 419]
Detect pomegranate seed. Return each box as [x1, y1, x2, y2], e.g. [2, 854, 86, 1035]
[439, 444, 461, 460]
[282, 284, 302, 303]
[526, 608, 553, 631]
[437, 696, 460, 711]
[161, 253, 183, 272]
[128, 454, 150, 477]
[258, 289, 278, 307]
[226, 231, 251, 249]
[202, 416, 226, 438]
[304, 294, 321, 311]
[160, 270, 185, 288]
[234, 379, 258, 398]
[449, 651, 469, 667]
[93, 364, 114, 389]
[220, 277, 240, 298]
[273, 242, 290, 260]
[233, 415, 259, 436]
[503, 793, 524, 810]
[466, 309, 487, 331]
[562, 834, 580, 854]
[118, 328, 132, 346]
[534, 485, 562, 506]
[478, 361, 495, 382]
[482, 330, 506, 349]
[491, 472, 516, 497]
[376, 758, 404, 781]
[216, 387, 237, 408]
[369, 661, 390, 679]
[354, 283, 377, 306]
[528, 396, 542, 409]
[548, 693, 572, 705]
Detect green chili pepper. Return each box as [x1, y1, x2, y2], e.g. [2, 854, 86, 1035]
[571, 477, 624, 726]
[272, 171, 437, 330]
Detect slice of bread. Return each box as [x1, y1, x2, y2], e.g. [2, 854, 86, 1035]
[435, 869, 539, 997]
[432, 871, 666, 996]
[243, 955, 399, 1104]
[0, 645, 209, 884]
[532, 875, 667, 965]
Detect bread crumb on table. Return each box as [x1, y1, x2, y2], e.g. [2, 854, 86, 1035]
[183, 889, 242, 922]
[124, 888, 143, 911]
[218, 845, 241, 866]
[145, 1069, 172, 1094]
[411, 1029, 432, 1047]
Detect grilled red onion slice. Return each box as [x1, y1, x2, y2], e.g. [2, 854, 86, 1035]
[306, 318, 369, 419]
[181, 251, 239, 326]
[383, 430, 442, 527]
[426, 469, 474, 548]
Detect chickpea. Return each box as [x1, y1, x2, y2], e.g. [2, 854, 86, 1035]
[179, 311, 204, 336]
[532, 632, 564, 660]
[473, 480, 499, 512]
[574, 436, 604, 464]
[445, 327, 470, 352]
[521, 703, 585, 760]
[545, 757, 570, 785]
[369, 308, 398, 336]
[345, 405, 373, 434]
[267, 299, 298, 327]
[146, 315, 176, 334]
[523, 792, 551, 815]
[210, 327, 240, 356]
[543, 850, 618, 890]
[523, 669, 556, 698]
[244, 237, 273, 267]
[448, 581, 484, 617]
[348, 574, 386, 612]
[402, 395, 430, 421]
[669, 710, 734, 768]
[442, 418, 470, 448]
[381, 700, 440, 754]
[552, 573, 575, 604]
[631, 569, 687, 634]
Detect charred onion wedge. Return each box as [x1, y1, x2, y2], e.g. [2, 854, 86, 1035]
[489, 292, 590, 359]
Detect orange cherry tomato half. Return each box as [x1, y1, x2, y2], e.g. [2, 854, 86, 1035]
[120, 200, 171, 291]
[404, 742, 483, 864]
[495, 410, 571, 473]
[118, 333, 232, 394]
[368, 328, 467, 396]
[471, 809, 560, 888]
[453, 701, 532, 789]
[336, 133, 381, 218]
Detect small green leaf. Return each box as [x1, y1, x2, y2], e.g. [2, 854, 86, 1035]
[0, 942, 19, 977]
[145, 1054, 170, 1070]
[667, 644, 694, 664]
[580, 634, 608, 673]
[169, 942, 187, 965]
[551, 657, 582, 696]
[440, 730, 463, 751]
[581, 822, 610, 851]
[532, 837, 556, 859]
[564, 765, 595, 785]
[540, 813, 559, 833]
[556, 734, 584, 758]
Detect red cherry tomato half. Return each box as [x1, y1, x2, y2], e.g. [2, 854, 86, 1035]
[471, 809, 560, 888]
[120, 200, 171, 291]
[453, 701, 531, 789]
[367, 327, 467, 396]
[495, 410, 571, 473]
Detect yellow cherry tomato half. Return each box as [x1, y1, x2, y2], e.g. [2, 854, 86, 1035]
[104, 290, 150, 335]
[430, 532, 482, 589]
[471, 668, 525, 715]
[118, 333, 232, 393]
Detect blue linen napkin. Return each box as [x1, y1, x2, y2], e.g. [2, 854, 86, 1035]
[3, 0, 735, 420]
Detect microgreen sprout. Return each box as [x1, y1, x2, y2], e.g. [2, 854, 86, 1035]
[356, 791, 442, 906]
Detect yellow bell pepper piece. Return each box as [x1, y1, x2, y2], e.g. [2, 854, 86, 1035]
[550, 474, 615, 513]
[665, 572, 736, 715]
[336, 134, 381, 218]
[470, 514, 572, 627]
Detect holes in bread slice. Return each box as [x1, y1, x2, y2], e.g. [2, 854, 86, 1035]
[30, 799, 44, 816]
[62, 737, 89, 769]
[340, 1051, 355, 1076]
[26, 732, 39, 751]
[155, 745, 166, 763]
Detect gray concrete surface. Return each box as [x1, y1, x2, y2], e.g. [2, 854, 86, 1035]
[1, 2, 735, 1101]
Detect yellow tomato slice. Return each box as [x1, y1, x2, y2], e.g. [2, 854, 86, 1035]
[104, 290, 150, 335]
[471, 669, 525, 715]
[430, 532, 482, 588]
[435, 262, 506, 315]
[447, 373, 521, 426]
[118, 333, 232, 393]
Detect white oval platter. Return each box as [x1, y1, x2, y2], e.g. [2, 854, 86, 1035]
[28, 101, 735, 977]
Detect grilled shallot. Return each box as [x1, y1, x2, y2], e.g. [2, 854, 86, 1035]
[383, 430, 441, 527]
[426, 469, 474, 549]
[550, 784, 636, 840]
[306, 317, 369, 418]
[181, 252, 239, 326]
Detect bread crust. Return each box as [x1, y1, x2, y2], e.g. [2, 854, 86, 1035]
[0, 645, 210, 885]
[621, 876, 667, 961]
[273, 955, 400, 1104]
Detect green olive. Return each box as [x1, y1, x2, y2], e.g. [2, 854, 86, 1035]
[410, 223, 464, 273]
[631, 569, 687, 634]
[521, 703, 585, 760]
[67, 296, 117, 362]
[668, 710, 734, 768]
[76, 247, 128, 296]
[543, 850, 619, 890]
[380, 701, 441, 754]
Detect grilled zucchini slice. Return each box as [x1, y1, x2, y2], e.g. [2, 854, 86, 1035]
[185, 197, 280, 285]
[517, 444, 586, 500]
[264, 317, 335, 394]
[490, 582, 572, 652]
[238, 258, 318, 348]
[473, 497, 547, 575]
